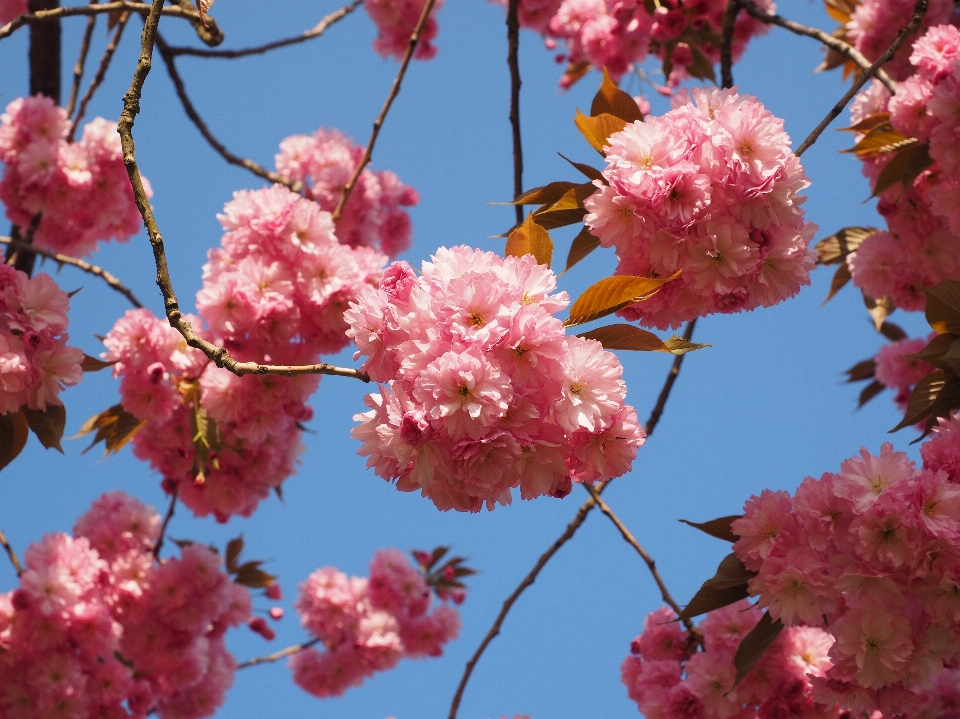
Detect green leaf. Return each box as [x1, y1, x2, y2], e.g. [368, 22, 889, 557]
[75, 404, 146, 456]
[578, 324, 708, 354]
[678, 553, 756, 621]
[924, 281, 960, 335]
[0, 410, 29, 472]
[80, 354, 116, 372]
[574, 110, 626, 154]
[733, 612, 784, 687]
[590, 67, 643, 123]
[505, 213, 554, 268]
[814, 226, 879, 265]
[678, 516, 742, 543]
[22, 404, 66, 453]
[564, 272, 680, 328]
[565, 227, 601, 273]
[872, 142, 934, 196]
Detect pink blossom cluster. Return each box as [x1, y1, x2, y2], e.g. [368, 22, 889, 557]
[622, 603, 839, 719]
[0, 263, 83, 415]
[346, 246, 647, 512]
[275, 128, 419, 257]
[290, 548, 461, 698]
[363, 0, 443, 60]
[0, 95, 150, 257]
[0, 0, 26, 26]
[872, 333, 935, 413]
[846, 26, 960, 310]
[502, 0, 773, 88]
[104, 184, 387, 521]
[846, 0, 959, 81]
[583, 87, 816, 330]
[731, 435, 960, 716]
[0, 491, 251, 719]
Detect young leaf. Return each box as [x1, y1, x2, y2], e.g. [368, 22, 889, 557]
[678, 516, 742, 543]
[557, 153, 604, 183]
[564, 271, 680, 327]
[872, 142, 934, 196]
[0, 410, 29, 471]
[532, 183, 597, 230]
[732, 612, 784, 687]
[678, 553, 755, 621]
[879, 321, 907, 342]
[234, 562, 276, 588]
[505, 214, 554, 268]
[81, 355, 116, 372]
[590, 68, 643, 123]
[196, 0, 214, 25]
[843, 124, 915, 159]
[76, 404, 146, 456]
[859, 380, 886, 408]
[562, 60, 592, 89]
[508, 181, 578, 207]
[892, 369, 949, 431]
[574, 110, 626, 154]
[864, 293, 895, 331]
[824, 0, 856, 23]
[839, 112, 891, 135]
[22, 405, 66, 453]
[924, 281, 960, 335]
[687, 46, 717, 82]
[814, 226, 879, 265]
[823, 263, 851, 304]
[578, 324, 708, 355]
[565, 227, 601, 273]
[226, 536, 244, 574]
[845, 358, 876, 383]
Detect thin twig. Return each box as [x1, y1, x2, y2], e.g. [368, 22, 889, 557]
[153, 33, 302, 192]
[0, 236, 143, 308]
[506, 0, 523, 226]
[332, 0, 440, 221]
[794, 0, 927, 158]
[0, 528, 22, 577]
[0, 2, 200, 42]
[69, 10, 130, 141]
[733, 0, 896, 93]
[583, 483, 700, 643]
[720, 0, 738, 90]
[644, 318, 696, 436]
[65, 2, 98, 119]
[237, 637, 320, 669]
[165, 0, 361, 58]
[448, 320, 697, 719]
[152, 486, 177, 559]
[117, 6, 371, 381]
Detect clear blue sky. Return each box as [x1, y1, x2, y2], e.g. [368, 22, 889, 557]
[0, 2, 933, 718]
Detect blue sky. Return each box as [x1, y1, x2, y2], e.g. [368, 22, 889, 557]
[0, 2, 935, 718]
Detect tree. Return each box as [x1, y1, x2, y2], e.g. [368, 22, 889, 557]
[0, 0, 956, 717]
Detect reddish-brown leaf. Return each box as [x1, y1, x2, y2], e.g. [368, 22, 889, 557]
[590, 68, 643, 123]
[0, 410, 28, 472]
[22, 404, 65, 453]
[505, 214, 553, 268]
[678, 553, 755, 621]
[815, 226, 879, 265]
[574, 110, 626, 154]
[564, 271, 680, 327]
[565, 227, 601, 273]
[678, 516, 742, 543]
[872, 142, 934, 197]
[924, 282, 960, 335]
[75, 404, 146, 456]
[578, 324, 708, 354]
[733, 613, 784, 687]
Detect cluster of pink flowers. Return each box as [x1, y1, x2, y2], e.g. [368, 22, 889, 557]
[846, 26, 960, 310]
[346, 246, 647, 512]
[622, 603, 838, 719]
[731, 427, 960, 716]
[290, 548, 461, 698]
[0, 491, 251, 718]
[363, 0, 443, 60]
[871, 333, 935, 413]
[104, 184, 387, 521]
[0, 263, 83, 415]
[583, 87, 816, 330]
[0, 0, 26, 26]
[502, 0, 773, 88]
[845, 0, 959, 81]
[0, 95, 149, 257]
[275, 128, 419, 257]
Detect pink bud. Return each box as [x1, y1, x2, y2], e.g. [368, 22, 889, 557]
[248, 616, 276, 641]
[451, 588, 466, 605]
[265, 583, 283, 600]
[269, 606, 284, 620]
[413, 550, 431, 567]
[544, 38, 556, 50]
[379, 261, 418, 302]
[443, 566, 455, 581]
[672, 42, 693, 68]
[400, 410, 431, 447]
[147, 361, 165, 384]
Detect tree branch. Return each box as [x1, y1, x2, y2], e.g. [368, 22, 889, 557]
[733, 0, 896, 93]
[0, 236, 144, 308]
[582, 483, 700, 643]
[154, 33, 302, 192]
[506, 0, 523, 226]
[152, 486, 177, 559]
[165, 0, 361, 58]
[69, 10, 131, 141]
[720, 0, 738, 90]
[794, 0, 927, 158]
[332, 0, 440, 221]
[0, 2, 200, 42]
[65, 1, 98, 119]
[448, 319, 698, 719]
[237, 637, 320, 669]
[0, 528, 22, 577]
